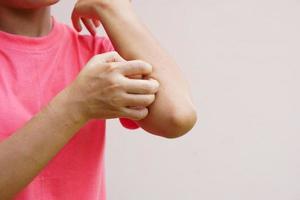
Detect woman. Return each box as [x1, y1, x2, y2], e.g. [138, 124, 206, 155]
[0, 0, 197, 199]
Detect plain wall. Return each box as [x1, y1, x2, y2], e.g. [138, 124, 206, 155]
[52, 0, 300, 199]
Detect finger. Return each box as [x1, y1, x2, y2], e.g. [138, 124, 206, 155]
[127, 106, 145, 110]
[92, 19, 101, 28]
[81, 18, 96, 36]
[122, 78, 160, 94]
[86, 52, 126, 71]
[120, 107, 149, 121]
[71, 11, 82, 32]
[122, 94, 155, 107]
[115, 60, 153, 76]
[127, 74, 143, 79]
[88, 52, 126, 67]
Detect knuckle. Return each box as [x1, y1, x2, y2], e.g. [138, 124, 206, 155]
[134, 59, 147, 65]
[143, 82, 155, 93]
[108, 81, 123, 91]
[123, 107, 148, 121]
[148, 83, 157, 93]
[133, 59, 144, 64]
[105, 76, 116, 85]
[147, 95, 155, 104]
[153, 79, 160, 87]
[138, 108, 149, 120]
[139, 98, 148, 106]
[111, 94, 123, 106]
[153, 80, 160, 92]
[138, 95, 154, 106]
[110, 51, 119, 57]
[105, 63, 117, 72]
[131, 112, 143, 121]
[141, 79, 158, 93]
[133, 60, 152, 72]
[93, 54, 105, 61]
[104, 77, 123, 93]
[144, 63, 153, 72]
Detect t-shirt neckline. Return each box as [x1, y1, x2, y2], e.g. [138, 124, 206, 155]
[0, 16, 62, 52]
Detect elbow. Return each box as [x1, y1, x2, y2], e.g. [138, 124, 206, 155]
[138, 102, 198, 139]
[162, 106, 198, 139]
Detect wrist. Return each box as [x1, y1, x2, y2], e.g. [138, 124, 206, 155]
[47, 87, 89, 128]
[95, 0, 131, 12]
[95, 0, 138, 24]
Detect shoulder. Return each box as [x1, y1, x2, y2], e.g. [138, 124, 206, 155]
[55, 18, 114, 54]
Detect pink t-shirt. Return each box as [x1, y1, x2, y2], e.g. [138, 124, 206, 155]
[0, 16, 139, 199]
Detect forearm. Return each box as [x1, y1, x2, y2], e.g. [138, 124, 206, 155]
[98, 3, 197, 137]
[0, 88, 87, 199]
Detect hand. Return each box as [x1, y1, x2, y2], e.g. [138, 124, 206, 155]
[65, 51, 160, 121]
[71, 0, 132, 35]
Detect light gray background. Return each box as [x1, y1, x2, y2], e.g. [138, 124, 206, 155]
[53, 0, 300, 199]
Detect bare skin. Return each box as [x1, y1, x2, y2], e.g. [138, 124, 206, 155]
[0, 0, 197, 198]
[0, 1, 159, 199]
[0, 51, 159, 199]
[72, 0, 198, 137]
[0, 8, 50, 36]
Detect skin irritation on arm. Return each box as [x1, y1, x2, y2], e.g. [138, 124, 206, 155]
[0, 0, 198, 139]
[0, 0, 197, 198]
[94, 1, 197, 138]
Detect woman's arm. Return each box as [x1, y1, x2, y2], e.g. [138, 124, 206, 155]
[0, 88, 87, 199]
[0, 52, 158, 198]
[72, 0, 198, 138]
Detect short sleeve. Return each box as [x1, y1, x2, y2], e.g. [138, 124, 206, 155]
[100, 36, 115, 52]
[119, 118, 140, 130]
[95, 36, 140, 130]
